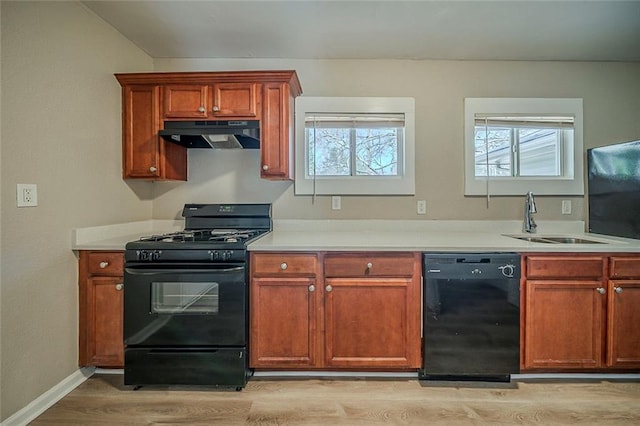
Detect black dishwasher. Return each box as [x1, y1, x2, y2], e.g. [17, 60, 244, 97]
[420, 253, 521, 382]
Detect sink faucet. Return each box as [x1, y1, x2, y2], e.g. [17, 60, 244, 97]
[523, 191, 537, 233]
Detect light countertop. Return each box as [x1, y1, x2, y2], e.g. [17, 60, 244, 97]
[72, 219, 640, 253]
[72, 220, 182, 250]
[248, 220, 640, 253]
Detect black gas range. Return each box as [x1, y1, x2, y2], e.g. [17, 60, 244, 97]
[126, 203, 271, 260]
[123, 203, 271, 390]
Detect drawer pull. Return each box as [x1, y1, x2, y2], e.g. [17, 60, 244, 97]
[596, 287, 606, 295]
[280, 262, 288, 270]
[366, 262, 373, 269]
[614, 286, 623, 294]
[99, 261, 109, 269]
[115, 283, 124, 291]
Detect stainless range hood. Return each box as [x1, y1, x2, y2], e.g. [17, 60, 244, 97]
[158, 120, 260, 149]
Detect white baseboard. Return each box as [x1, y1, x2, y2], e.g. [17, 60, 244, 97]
[1, 367, 95, 426]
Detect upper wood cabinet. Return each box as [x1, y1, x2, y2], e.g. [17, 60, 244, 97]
[163, 83, 261, 119]
[115, 71, 302, 181]
[119, 84, 187, 180]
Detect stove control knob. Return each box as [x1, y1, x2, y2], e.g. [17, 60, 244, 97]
[152, 250, 162, 261]
[222, 250, 233, 261]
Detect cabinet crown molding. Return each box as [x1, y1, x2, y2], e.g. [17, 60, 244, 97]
[115, 70, 302, 96]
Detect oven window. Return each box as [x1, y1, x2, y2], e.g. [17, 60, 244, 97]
[151, 282, 219, 314]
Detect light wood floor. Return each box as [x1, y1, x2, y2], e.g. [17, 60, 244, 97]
[31, 374, 640, 425]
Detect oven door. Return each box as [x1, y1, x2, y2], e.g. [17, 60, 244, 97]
[124, 263, 246, 347]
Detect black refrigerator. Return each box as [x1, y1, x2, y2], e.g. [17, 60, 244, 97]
[587, 139, 640, 239]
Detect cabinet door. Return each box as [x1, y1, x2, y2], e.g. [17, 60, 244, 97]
[607, 280, 640, 368]
[524, 280, 606, 369]
[211, 83, 260, 118]
[122, 85, 186, 180]
[122, 85, 161, 179]
[250, 277, 318, 368]
[163, 85, 208, 118]
[83, 277, 124, 367]
[324, 277, 421, 368]
[260, 82, 292, 180]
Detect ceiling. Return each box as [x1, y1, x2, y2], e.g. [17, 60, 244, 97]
[82, 0, 640, 62]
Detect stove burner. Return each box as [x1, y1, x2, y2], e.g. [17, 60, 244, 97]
[139, 229, 265, 244]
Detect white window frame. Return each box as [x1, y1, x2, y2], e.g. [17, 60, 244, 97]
[464, 98, 584, 196]
[295, 97, 415, 195]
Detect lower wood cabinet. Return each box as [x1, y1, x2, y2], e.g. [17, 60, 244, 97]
[607, 256, 640, 368]
[523, 254, 640, 371]
[78, 251, 124, 368]
[250, 251, 422, 370]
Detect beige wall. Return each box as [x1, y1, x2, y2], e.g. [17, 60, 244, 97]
[152, 58, 640, 222]
[0, 2, 153, 420]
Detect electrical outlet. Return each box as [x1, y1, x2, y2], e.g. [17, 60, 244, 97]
[331, 196, 341, 210]
[17, 184, 38, 207]
[417, 200, 427, 215]
[561, 199, 571, 215]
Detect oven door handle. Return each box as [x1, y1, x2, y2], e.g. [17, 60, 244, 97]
[125, 265, 245, 274]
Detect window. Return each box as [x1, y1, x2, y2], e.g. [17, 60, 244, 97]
[295, 97, 415, 195]
[465, 98, 584, 196]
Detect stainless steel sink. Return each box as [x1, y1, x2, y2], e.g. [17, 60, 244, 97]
[505, 235, 607, 244]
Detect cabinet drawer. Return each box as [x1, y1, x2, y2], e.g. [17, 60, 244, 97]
[87, 252, 124, 276]
[252, 253, 317, 276]
[324, 253, 416, 277]
[525, 255, 604, 279]
[610, 256, 640, 278]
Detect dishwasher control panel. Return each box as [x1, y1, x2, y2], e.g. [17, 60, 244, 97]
[424, 253, 520, 280]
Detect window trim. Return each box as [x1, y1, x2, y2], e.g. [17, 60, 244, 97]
[464, 98, 584, 196]
[295, 97, 415, 195]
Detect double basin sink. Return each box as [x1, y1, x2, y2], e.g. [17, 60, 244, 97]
[505, 235, 607, 244]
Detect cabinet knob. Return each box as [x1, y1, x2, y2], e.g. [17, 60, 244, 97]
[262, 165, 269, 171]
[115, 283, 124, 291]
[99, 261, 109, 269]
[596, 287, 606, 295]
[309, 284, 315, 292]
[614, 286, 623, 294]
[280, 262, 288, 270]
[326, 285, 333, 292]
[212, 106, 220, 112]
[149, 166, 158, 173]
[198, 106, 205, 113]
[366, 262, 373, 269]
